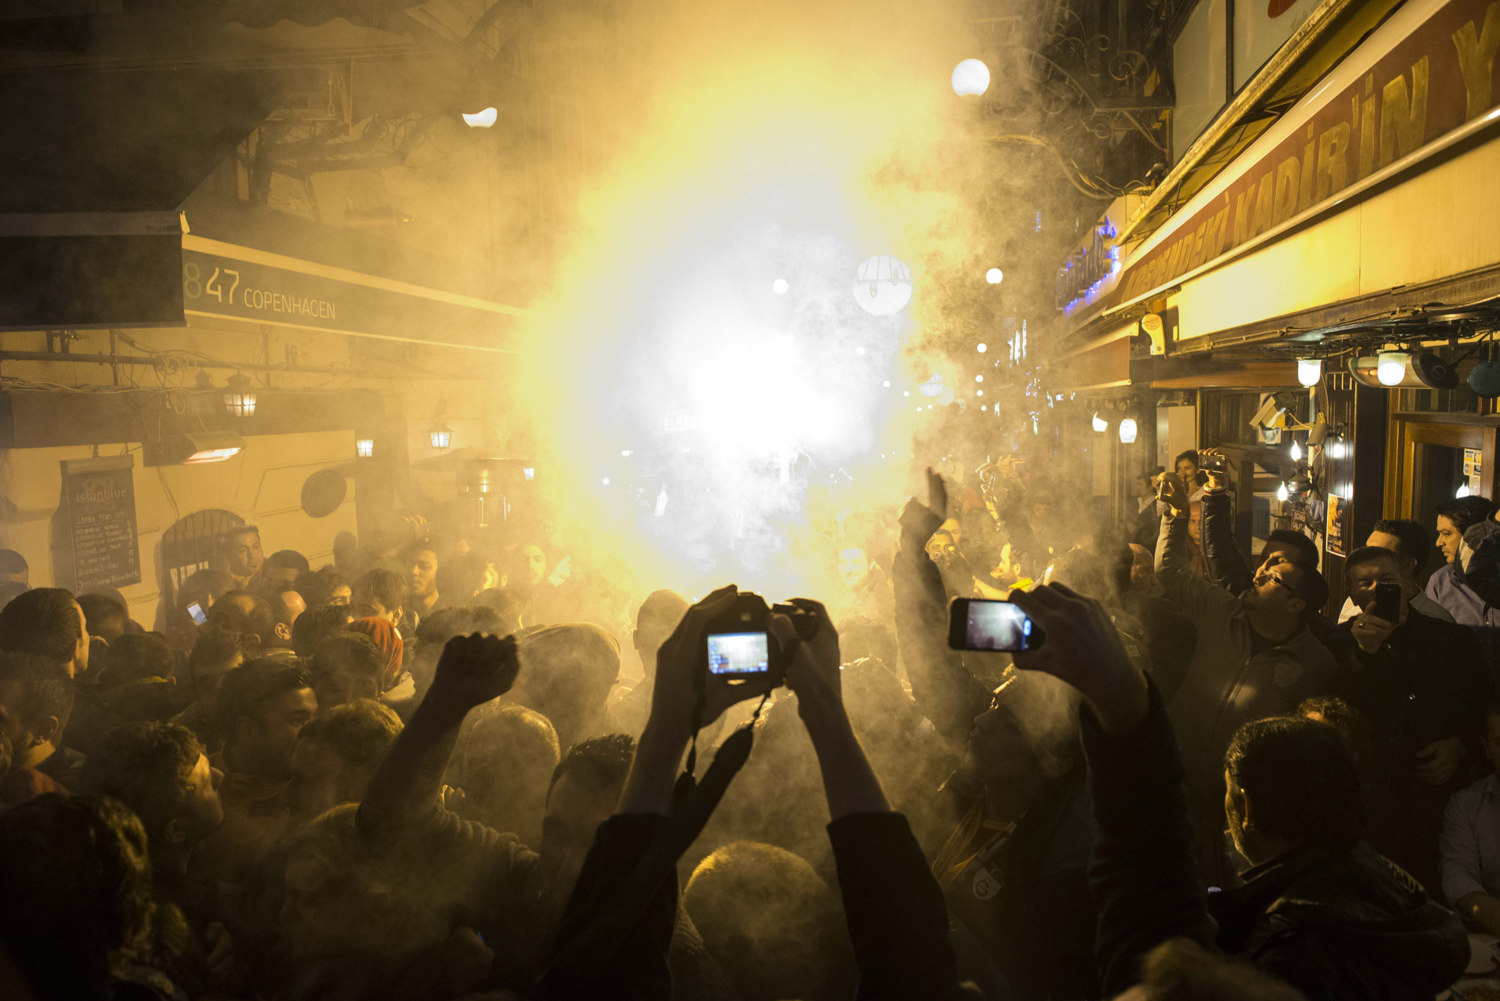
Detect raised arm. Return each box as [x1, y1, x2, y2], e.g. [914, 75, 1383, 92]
[359, 632, 518, 834]
[1200, 489, 1252, 596]
[893, 474, 992, 746]
[1008, 585, 1217, 996]
[776, 600, 968, 1001]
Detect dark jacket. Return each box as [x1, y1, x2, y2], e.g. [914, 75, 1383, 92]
[894, 507, 1098, 998]
[1155, 512, 1336, 794]
[1328, 610, 1494, 892]
[1213, 840, 1470, 1001]
[1081, 679, 1469, 1000]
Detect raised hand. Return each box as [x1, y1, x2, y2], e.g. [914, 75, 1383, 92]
[650, 586, 777, 742]
[429, 632, 519, 715]
[1007, 582, 1149, 735]
[772, 600, 843, 734]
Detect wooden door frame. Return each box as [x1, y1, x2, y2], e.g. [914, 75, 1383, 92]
[1383, 414, 1499, 519]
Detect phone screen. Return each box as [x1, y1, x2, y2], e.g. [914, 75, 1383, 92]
[706, 631, 770, 674]
[1372, 582, 1402, 622]
[957, 600, 1034, 652]
[187, 601, 207, 625]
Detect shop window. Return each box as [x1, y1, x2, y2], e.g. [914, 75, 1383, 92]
[160, 508, 245, 594]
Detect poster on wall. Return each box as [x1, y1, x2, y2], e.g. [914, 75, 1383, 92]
[1326, 494, 1348, 558]
[61, 455, 141, 590]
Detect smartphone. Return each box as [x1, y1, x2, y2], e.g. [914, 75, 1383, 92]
[706, 631, 771, 675]
[187, 601, 207, 625]
[948, 598, 1044, 652]
[1371, 582, 1402, 622]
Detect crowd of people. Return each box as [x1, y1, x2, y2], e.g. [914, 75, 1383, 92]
[3, 448, 1500, 1000]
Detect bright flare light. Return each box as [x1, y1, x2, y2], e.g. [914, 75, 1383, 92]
[853, 255, 912, 316]
[1459, 483, 1472, 498]
[462, 107, 498, 128]
[1378, 351, 1409, 386]
[1297, 358, 1322, 387]
[1092, 412, 1107, 433]
[1290, 440, 1302, 462]
[985, 268, 1004, 284]
[951, 59, 991, 97]
[1277, 482, 1291, 502]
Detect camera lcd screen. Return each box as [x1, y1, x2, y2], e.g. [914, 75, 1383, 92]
[707, 631, 770, 674]
[964, 601, 1033, 652]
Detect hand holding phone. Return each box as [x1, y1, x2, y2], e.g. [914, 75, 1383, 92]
[948, 597, 1044, 652]
[187, 601, 207, 625]
[1371, 581, 1403, 623]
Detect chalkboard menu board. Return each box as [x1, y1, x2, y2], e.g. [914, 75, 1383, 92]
[61, 455, 141, 590]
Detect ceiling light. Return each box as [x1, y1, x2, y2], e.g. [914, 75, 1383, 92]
[462, 107, 498, 128]
[1297, 358, 1322, 387]
[951, 58, 990, 97]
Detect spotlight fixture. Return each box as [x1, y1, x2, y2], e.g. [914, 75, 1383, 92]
[1377, 351, 1409, 387]
[223, 372, 256, 418]
[1297, 358, 1322, 387]
[145, 431, 246, 466]
[1092, 412, 1108, 433]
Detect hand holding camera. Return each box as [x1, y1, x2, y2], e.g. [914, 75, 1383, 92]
[1199, 449, 1230, 493]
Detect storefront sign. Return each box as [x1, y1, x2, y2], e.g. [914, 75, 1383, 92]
[60, 455, 141, 590]
[180, 242, 525, 351]
[1078, 0, 1500, 323]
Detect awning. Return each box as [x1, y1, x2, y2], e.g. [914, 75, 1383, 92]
[0, 67, 282, 329]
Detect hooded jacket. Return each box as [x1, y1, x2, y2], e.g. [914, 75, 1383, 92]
[1082, 679, 1469, 1001]
[1211, 840, 1469, 1001]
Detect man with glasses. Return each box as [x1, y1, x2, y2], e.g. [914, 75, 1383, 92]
[1157, 472, 1337, 884]
[1331, 544, 1493, 894]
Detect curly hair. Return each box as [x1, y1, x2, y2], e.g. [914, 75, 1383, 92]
[77, 722, 202, 840]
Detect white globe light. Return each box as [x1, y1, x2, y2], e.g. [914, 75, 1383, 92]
[1377, 351, 1409, 386]
[975, 374, 984, 383]
[985, 268, 1004, 285]
[951, 58, 991, 97]
[1091, 412, 1107, 433]
[882, 380, 891, 388]
[1297, 358, 1322, 387]
[462, 107, 498, 128]
[976, 343, 988, 353]
[772, 278, 789, 294]
[853, 255, 913, 316]
[1118, 418, 1138, 444]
